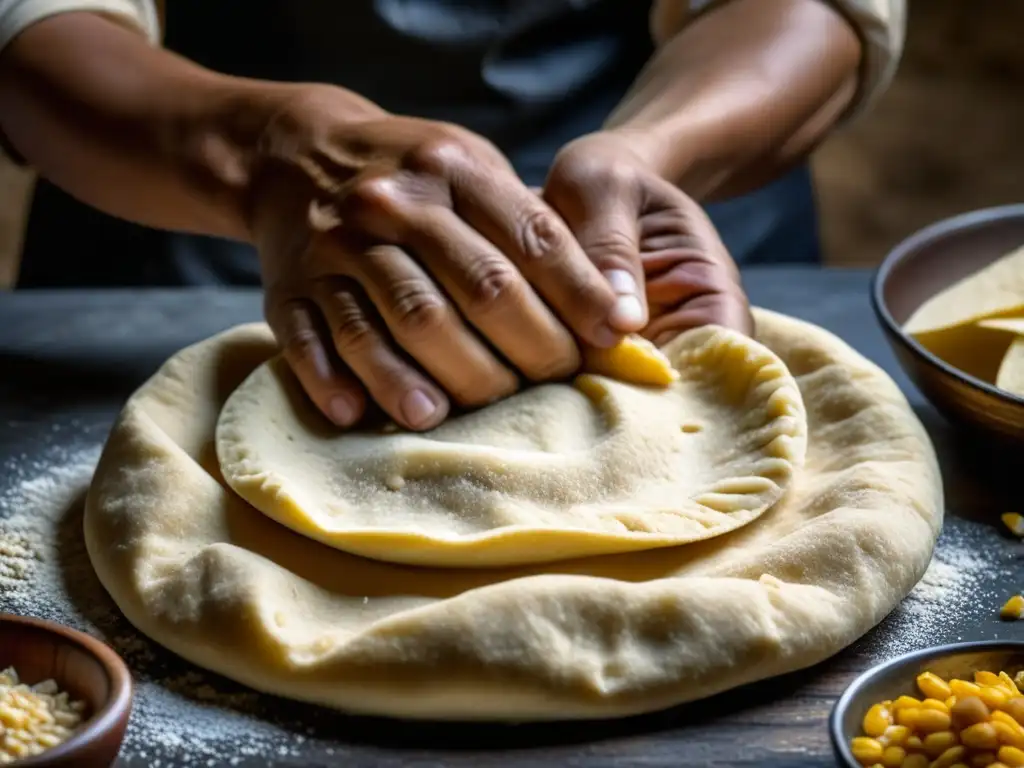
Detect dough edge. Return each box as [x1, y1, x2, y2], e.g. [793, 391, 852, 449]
[213, 324, 808, 567]
[83, 309, 943, 721]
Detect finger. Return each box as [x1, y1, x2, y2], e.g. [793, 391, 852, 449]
[448, 162, 621, 348]
[349, 244, 520, 408]
[545, 184, 648, 334]
[265, 295, 368, 428]
[645, 286, 754, 345]
[403, 206, 580, 381]
[314, 278, 451, 431]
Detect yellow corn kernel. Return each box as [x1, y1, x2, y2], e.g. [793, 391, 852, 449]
[993, 720, 1024, 750]
[992, 763, 1013, 768]
[851, 736, 885, 764]
[906, 735, 924, 751]
[923, 731, 959, 757]
[953, 696, 992, 729]
[999, 745, 1024, 767]
[946, 696, 958, 709]
[915, 708, 953, 732]
[1005, 698, 1024, 726]
[951, 680, 984, 699]
[921, 671, 958, 704]
[1002, 596, 1024, 621]
[864, 703, 895, 737]
[895, 695, 923, 710]
[880, 745, 905, 767]
[922, 699, 951, 714]
[983, 686, 1013, 710]
[971, 754, 998, 768]
[931, 746, 967, 768]
[901, 756, 929, 768]
[1003, 674, 1023, 697]
[1003, 513, 1024, 536]
[896, 708, 920, 728]
[880, 725, 910, 747]
[961, 721, 1000, 750]
[919, 672, 954, 701]
[980, 671, 1014, 690]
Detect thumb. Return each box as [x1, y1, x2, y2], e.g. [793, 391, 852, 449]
[546, 191, 648, 335]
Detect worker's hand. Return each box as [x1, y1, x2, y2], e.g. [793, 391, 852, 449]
[543, 132, 752, 346]
[248, 87, 646, 431]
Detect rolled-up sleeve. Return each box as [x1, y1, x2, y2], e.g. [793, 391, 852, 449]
[650, 0, 907, 121]
[0, 0, 160, 53]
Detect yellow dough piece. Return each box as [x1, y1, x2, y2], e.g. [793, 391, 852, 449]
[977, 318, 1024, 395]
[581, 334, 679, 387]
[214, 326, 807, 568]
[904, 246, 1024, 381]
[84, 311, 942, 721]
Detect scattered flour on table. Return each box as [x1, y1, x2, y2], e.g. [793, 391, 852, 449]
[865, 527, 997, 660]
[0, 442, 305, 765]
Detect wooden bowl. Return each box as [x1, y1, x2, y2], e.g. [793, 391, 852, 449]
[0, 614, 132, 767]
[871, 203, 1024, 445]
[830, 640, 1024, 767]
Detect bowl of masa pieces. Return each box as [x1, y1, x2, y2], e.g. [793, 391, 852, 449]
[0, 613, 131, 766]
[872, 203, 1024, 446]
[831, 641, 1024, 768]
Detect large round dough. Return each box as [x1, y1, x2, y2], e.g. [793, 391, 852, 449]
[215, 326, 807, 567]
[84, 310, 943, 721]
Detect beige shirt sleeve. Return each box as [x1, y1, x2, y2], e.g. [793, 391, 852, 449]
[0, 0, 160, 52]
[650, 0, 906, 122]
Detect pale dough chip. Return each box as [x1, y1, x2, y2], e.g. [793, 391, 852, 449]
[84, 311, 942, 721]
[979, 319, 1024, 396]
[903, 246, 1024, 381]
[214, 326, 806, 568]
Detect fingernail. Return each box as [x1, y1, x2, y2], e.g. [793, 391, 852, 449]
[605, 269, 636, 296]
[401, 389, 439, 429]
[329, 393, 359, 427]
[610, 295, 645, 329]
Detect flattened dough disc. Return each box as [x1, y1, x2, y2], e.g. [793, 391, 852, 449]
[214, 327, 807, 567]
[84, 310, 942, 721]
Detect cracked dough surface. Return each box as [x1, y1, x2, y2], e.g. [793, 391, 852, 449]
[84, 310, 943, 721]
[215, 327, 806, 567]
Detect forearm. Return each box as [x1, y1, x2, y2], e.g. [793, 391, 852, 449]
[0, 12, 378, 241]
[606, 0, 862, 201]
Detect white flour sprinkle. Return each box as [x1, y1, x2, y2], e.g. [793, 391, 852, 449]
[0, 442, 302, 765]
[864, 526, 1001, 661]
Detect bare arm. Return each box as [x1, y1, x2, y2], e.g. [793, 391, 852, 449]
[605, 0, 864, 200]
[0, 12, 377, 240]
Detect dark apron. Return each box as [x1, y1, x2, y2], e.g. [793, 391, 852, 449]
[18, 0, 820, 288]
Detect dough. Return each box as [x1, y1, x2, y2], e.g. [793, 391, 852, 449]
[84, 310, 942, 721]
[904, 246, 1024, 381]
[978, 319, 1024, 396]
[215, 327, 806, 567]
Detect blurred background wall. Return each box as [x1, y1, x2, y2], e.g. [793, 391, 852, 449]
[0, 0, 1021, 286]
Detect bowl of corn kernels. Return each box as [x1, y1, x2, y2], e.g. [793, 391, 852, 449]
[0, 613, 131, 767]
[831, 641, 1024, 768]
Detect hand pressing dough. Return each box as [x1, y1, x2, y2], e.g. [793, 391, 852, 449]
[215, 327, 806, 567]
[84, 310, 942, 721]
[904, 245, 1024, 381]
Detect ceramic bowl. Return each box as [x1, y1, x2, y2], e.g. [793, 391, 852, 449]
[0, 613, 132, 767]
[830, 640, 1024, 767]
[871, 203, 1024, 445]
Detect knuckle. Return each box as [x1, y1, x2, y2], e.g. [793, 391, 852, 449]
[405, 129, 473, 177]
[390, 280, 451, 338]
[518, 208, 568, 263]
[346, 175, 403, 215]
[465, 258, 526, 312]
[329, 301, 376, 355]
[585, 229, 637, 264]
